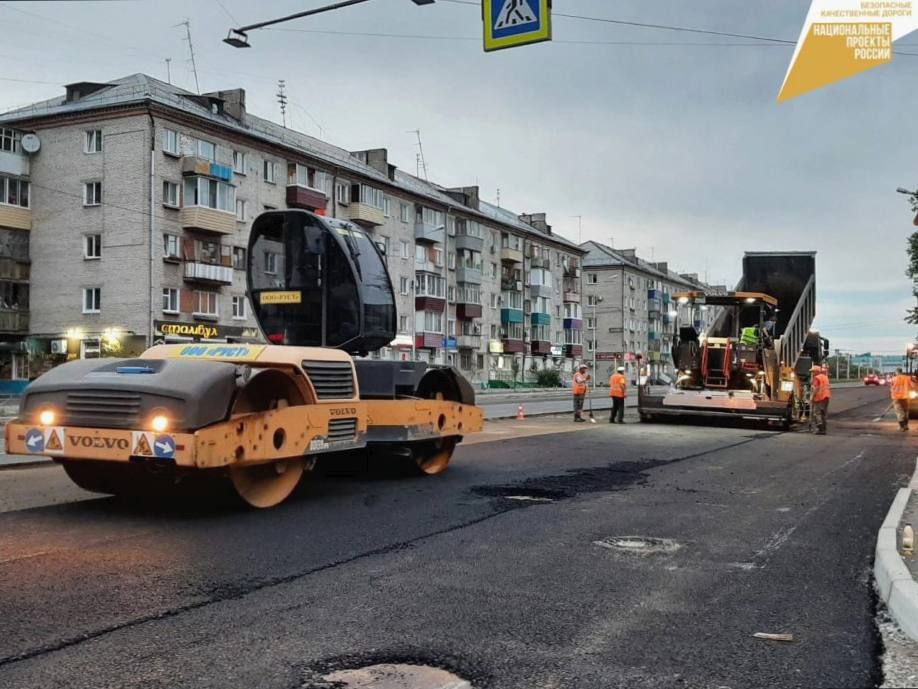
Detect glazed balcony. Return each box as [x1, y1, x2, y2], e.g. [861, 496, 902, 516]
[180, 207, 235, 235]
[0, 309, 28, 333]
[502, 338, 526, 354]
[454, 233, 483, 252]
[456, 265, 482, 285]
[183, 261, 233, 285]
[0, 204, 31, 231]
[415, 221, 445, 244]
[531, 340, 552, 356]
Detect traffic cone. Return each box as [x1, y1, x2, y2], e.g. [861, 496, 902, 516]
[517, 404, 525, 420]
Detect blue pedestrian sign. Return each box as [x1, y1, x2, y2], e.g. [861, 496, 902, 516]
[483, 0, 551, 53]
[153, 435, 176, 459]
[24, 428, 44, 454]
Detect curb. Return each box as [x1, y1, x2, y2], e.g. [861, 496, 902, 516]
[874, 457, 918, 641]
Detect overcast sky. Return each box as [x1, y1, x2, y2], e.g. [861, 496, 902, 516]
[1, 0, 915, 354]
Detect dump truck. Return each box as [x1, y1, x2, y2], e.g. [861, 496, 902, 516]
[5, 210, 483, 507]
[638, 251, 829, 426]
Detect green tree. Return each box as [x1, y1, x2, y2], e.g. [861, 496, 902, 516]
[904, 194, 918, 324]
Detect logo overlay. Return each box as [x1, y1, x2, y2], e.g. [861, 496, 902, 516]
[779, 1, 917, 101]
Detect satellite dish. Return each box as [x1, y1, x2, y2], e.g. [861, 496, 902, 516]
[20, 133, 40, 154]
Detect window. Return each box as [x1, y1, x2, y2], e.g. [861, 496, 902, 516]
[83, 181, 102, 206]
[490, 262, 497, 278]
[286, 163, 327, 191]
[448, 253, 456, 270]
[415, 273, 445, 298]
[84, 234, 101, 259]
[0, 176, 29, 208]
[232, 150, 247, 174]
[82, 287, 101, 313]
[588, 273, 598, 284]
[196, 139, 216, 161]
[232, 296, 247, 320]
[336, 182, 349, 205]
[490, 324, 498, 339]
[587, 317, 595, 330]
[400, 240, 410, 259]
[502, 291, 523, 310]
[433, 248, 443, 267]
[263, 160, 276, 183]
[162, 128, 179, 156]
[587, 339, 594, 352]
[399, 203, 410, 223]
[419, 206, 444, 228]
[162, 180, 179, 207]
[448, 285, 455, 302]
[564, 303, 582, 319]
[399, 277, 409, 295]
[163, 234, 179, 259]
[420, 311, 443, 332]
[198, 239, 220, 264]
[232, 247, 246, 270]
[490, 293, 498, 309]
[183, 176, 235, 212]
[0, 128, 21, 153]
[506, 323, 524, 340]
[162, 288, 178, 313]
[399, 315, 410, 333]
[415, 244, 427, 264]
[264, 251, 277, 274]
[384, 197, 392, 217]
[235, 198, 247, 222]
[556, 305, 561, 317]
[587, 295, 597, 306]
[84, 129, 102, 153]
[456, 285, 480, 304]
[194, 291, 218, 317]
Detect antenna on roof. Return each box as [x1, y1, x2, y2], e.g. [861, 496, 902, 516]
[276, 80, 288, 128]
[496, 188, 501, 207]
[408, 129, 428, 180]
[164, 58, 172, 85]
[175, 19, 200, 94]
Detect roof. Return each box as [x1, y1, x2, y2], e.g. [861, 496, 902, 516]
[0, 73, 585, 254]
[581, 241, 698, 288]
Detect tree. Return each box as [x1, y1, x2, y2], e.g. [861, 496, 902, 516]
[904, 194, 918, 324]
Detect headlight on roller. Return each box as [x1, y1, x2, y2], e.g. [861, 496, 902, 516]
[151, 414, 169, 432]
[38, 409, 55, 426]
[910, 390, 917, 400]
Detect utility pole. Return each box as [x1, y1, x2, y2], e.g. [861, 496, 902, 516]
[175, 20, 200, 94]
[276, 80, 288, 127]
[409, 130, 428, 180]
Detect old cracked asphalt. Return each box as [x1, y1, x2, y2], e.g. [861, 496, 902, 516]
[0, 386, 914, 689]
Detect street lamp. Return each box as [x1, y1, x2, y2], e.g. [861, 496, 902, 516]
[224, 0, 435, 47]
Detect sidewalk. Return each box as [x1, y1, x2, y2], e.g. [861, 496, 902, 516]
[875, 458, 918, 642]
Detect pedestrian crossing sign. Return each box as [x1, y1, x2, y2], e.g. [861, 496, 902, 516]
[483, 0, 551, 53]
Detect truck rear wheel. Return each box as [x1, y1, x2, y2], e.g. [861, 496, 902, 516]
[412, 437, 457, 475]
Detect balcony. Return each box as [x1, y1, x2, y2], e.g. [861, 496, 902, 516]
[649, 330, 662, 342]
[456, 265, 482, 285]
[0, 205, 31, 231]
[180, 207, 235, 235]
[563, 290, 581, 304]
[500, 277, 523, 292]
[564, 344, 583, 358]
[648, 289, 662, 301]
[0, 150, 28, 177]
[415, 295, 446, 312]
[563, 318, 583, 331]
[184, 261, 233, 285]
[530, 312, 551, 327]
[455, 233, 483, 252]
[563, 263, 581, 278]
[529, 283, 553, 299]
[182, 156, 233, 181]
[456, 303, 482, 320]
[348, 202, 385, 227]
[415, 332, 442, 349]
[531, 340, 552, 356]
[500, 308, 524, 324]
[502, 338, 526, 354]
[0, 258, 29, 281]
[286, 184, 328, 211]
[500, 246, 524, 264]
[530, 256, 550, 269]
[0, 309, 28, 333]
[415, 221, 445, 244]
[648, 299, 662, 317]
[457, 334, 481, 349]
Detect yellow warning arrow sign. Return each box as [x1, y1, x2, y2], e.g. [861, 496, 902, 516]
[133, 433, 152, 456]
[45, 429, 63, 453]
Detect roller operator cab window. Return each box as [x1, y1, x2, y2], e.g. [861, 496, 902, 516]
[248, 211, 395, 352]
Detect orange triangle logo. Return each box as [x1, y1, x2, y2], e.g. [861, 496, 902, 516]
[45, 429, 63, 452]
[133, 433, 152, 456]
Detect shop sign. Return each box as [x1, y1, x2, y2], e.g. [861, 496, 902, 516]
[154, 320, 261, 342]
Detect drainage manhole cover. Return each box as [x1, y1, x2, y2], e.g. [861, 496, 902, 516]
[322, 664, 472, 689]
[593, 536, 680, 554]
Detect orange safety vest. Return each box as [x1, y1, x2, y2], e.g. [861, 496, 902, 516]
[573, 372, 589, 396]
[812, 372, 831, 402]
[609, 373, 627, 398]
[891, 374, 911, 401]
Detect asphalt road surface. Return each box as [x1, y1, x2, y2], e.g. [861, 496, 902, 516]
[0, 386, 914, 688]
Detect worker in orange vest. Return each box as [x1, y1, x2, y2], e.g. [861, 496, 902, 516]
[572, 364, 591, 422]
[890, 367, 911, 432]
[609, 366, 627, 424]
[810, 364, 831, 435]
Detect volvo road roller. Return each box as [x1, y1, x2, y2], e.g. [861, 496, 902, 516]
[5, 210, 483, 507]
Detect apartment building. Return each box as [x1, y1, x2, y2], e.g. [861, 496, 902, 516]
[580, 242, 726, 380]
[0, 74, 586, 383]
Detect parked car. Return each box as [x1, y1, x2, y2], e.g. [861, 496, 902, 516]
[864, 373, 880, 386]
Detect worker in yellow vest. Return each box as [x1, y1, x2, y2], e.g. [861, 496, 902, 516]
[572, 364, 590, 422]
[890, 367, 911, 432]
[810, 364, 831, 435]
[609, 366, 627, 424]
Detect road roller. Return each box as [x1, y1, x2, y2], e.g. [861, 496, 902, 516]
[5, 210, 483, 508]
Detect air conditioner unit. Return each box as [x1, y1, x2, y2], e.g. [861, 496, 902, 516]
[51, 339, 68, 354]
